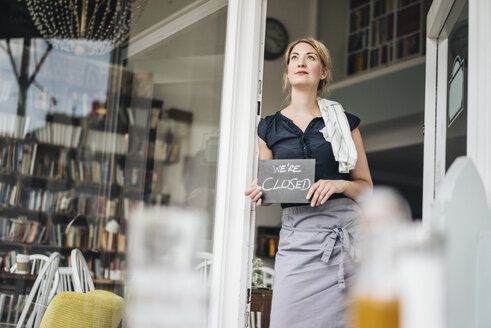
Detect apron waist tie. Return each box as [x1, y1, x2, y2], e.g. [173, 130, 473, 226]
[282, 225, 353, 289]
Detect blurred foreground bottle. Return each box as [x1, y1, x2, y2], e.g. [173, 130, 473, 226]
[348, 187, 408, 328]
[348, 187, 445, 328]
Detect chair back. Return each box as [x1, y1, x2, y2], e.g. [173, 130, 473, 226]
[16, 252, 60, 328]
[261, 266, 274, 288]
[57, 267, 75, 293]
[71, 249, 94, 293]
[195, 251, 212, 288]
[48, 267, 75, 301]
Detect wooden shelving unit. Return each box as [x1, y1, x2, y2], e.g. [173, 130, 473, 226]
[346, 0, 428, 76]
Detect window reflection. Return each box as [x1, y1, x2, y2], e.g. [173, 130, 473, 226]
[445, 4, 467, 171]
[0, 1, 227, 319]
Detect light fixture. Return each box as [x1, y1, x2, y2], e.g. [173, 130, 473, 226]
[23, 0, 147, 55]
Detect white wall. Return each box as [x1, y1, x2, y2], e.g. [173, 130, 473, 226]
[329, 63, 426, 125]
[261, 0, 318, 117]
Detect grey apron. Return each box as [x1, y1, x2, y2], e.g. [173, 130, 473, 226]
[270, 197, 361, 328]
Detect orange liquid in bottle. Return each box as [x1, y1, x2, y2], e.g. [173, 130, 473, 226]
[349, 297, 399, 328]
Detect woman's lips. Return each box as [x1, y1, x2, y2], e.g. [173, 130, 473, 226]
[295, 71, 308, 75]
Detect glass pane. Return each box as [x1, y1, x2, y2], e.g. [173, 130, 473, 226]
[445, 2, 468, 171]
[0, 0, 227, 326]
[131, 0, 202, 36]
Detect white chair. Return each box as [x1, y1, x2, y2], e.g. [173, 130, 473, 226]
[10, 254, 49, 274]
[16, 252, 60, 328]
[71, 249, 94, 293]
[250, 311, 260, 328]
[261, 266, 275, 288]
[56, 267, 75, 293]
[10, 254, 65, 304]
[48, 266, 75, 301]
[195, 251, 213, 289]
[194, 252, 212, 328]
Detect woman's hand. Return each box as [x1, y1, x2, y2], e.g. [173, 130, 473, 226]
[306, 179, 348, 207]
[245, 178, 271, 207]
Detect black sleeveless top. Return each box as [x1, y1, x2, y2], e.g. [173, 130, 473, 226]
[257, 110, 361, 208]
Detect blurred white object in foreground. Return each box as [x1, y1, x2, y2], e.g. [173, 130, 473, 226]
[430, 157, 491, 328]
[396, 224, 445, 328]
[125, 206, 207, 328]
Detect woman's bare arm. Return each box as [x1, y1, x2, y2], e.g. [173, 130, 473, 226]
[258, 137, 273, 160]
[244, 138, 273, 206]
[343, 128, 373, 199]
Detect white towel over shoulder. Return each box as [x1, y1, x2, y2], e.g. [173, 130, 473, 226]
[317, 97, 358, 173]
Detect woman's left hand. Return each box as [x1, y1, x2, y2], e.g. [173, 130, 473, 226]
[306, 179, 348, 207]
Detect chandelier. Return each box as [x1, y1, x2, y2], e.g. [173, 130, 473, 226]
[23, 0, 147, 56]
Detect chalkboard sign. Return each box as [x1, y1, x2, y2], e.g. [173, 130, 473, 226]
[258, 159, 315, 203]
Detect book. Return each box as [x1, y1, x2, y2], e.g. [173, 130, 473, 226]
[36, 226, 46, 244]
[25, 221, 39, 244]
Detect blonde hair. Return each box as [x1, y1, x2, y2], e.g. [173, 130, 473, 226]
[282, 37, 332, 96]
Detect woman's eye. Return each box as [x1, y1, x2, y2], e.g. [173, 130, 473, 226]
[291, 55, 297, 60]
[308, 55, 315, 60]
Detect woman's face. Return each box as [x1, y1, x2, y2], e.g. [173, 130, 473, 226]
[287, 42, 327, 91]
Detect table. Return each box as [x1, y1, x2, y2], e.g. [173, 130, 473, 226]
[250, 288, 273, 328]
[0, 272, 36, 294]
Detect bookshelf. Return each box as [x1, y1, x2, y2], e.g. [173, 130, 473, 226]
[0, 90, 193, 297]
[0, 101, 194, 293]
[0, 130, 130, 286]
[346, 0, 428, 76]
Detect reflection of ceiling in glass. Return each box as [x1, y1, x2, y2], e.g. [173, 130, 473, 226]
[130, 7, 226, 62]
[130, 0, 201, 37]
[125, 3, 226, 123]
[127, 7, 226, 85]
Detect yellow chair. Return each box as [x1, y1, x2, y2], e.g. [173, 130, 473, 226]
[39, 290, 124, 328]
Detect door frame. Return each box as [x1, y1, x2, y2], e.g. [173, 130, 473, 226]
[209, 0, 267, 327]
[423, 0, 491, 223]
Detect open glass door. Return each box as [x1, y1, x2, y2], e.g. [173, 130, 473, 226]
[423, 0, 468, 221]
[0, 0, 266, 326]
[125, 0, 267, 327]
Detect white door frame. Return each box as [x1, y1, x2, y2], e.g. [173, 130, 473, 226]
[423, 0, 491, 223]
[467, 1, 491, 207]
[209, 0, 267, 327]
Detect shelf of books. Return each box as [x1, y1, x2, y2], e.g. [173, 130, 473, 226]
[0, 100, 181, 299]
[346, 0, 428, 76]
[0, 117, 130, 294]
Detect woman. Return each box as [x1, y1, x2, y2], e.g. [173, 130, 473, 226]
[245, 37, 372, 328]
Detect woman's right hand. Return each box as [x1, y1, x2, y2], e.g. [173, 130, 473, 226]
[245, 178, 271, 206]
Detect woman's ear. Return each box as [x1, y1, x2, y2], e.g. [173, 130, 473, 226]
[321, 67, 328, 80]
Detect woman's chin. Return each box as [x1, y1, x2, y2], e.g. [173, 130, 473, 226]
[290, 82, 317, 91]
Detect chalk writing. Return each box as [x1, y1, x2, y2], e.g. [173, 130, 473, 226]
[272, 163, 302, 174]
[258, 159, 315, 203]
[262, 177, 311, 191]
